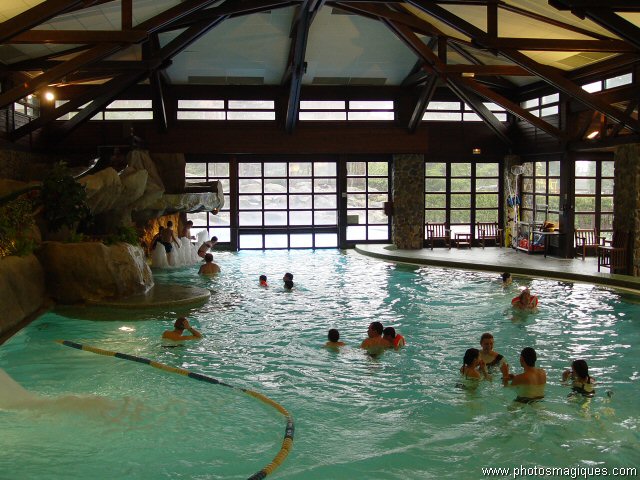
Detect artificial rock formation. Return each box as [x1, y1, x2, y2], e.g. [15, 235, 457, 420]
[0, 254, 46, 335]
[36, 242, 153, 304]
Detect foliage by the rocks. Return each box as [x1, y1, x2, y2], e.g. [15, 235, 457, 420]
[39, 162, 91, 233]
[0, 196, 36, 257]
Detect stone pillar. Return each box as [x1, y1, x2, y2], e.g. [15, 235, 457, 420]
[613, 144, 639, 276]
[391, 154, 424, 249]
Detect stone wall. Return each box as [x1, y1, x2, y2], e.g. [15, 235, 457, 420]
[0, 254, 46, 337]
[613, 144, 639, 276]
[392, 154, 425, 249]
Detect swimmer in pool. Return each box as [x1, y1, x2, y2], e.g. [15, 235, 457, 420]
[382, 326, 406, 350]
[501, 272, 512, 287]
[283, 272, 294, 290]
[511, 287, 538, 310]
[198, 253, 220, 275]
[259, 275, 268, 287]
[325, 329, 345, 348]
[478, 332, 506, 374]
[198, 236, 218, 259]
[162, 317, 202, 341]
[501, 347, 546, 403]
[360, 321, 387, 354]
[562, 359, 596, 397]
[460, 348, 489, 380]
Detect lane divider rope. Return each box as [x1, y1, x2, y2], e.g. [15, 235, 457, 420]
[56, 340, 294, 480]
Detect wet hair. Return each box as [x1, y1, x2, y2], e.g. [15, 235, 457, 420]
[204, 253, 213, 262]
[520, 347, 537, 367]
[383, 326, 396, 338]
[572, 359, 589, 379]
[186, 220, 193, 227]
[284, 272, 293, 281]
[174, 317, 187, 329]
[284, 280, 294, 290]
[501, 272, 511, 282]
[259, 275, 267, 282]
[328, 329, 340, 342]
[463, 348, 480, 367]
[369, 321, 383, 335]
[211, 236, 218, 242]
[167, 221, 173, 227]
[480, 332, 494, 343]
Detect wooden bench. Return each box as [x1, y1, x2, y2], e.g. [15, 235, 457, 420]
[574, 228, 604, 260]
[476, 222, 503, 249]
[425, 222, 450, 250]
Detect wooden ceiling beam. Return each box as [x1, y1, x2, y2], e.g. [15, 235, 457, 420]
[549, 1, 640, 12]
[498, 1, 614, 41]
[447, 76, 513, 146]
[448, 42, 515, 89]
[456, 75, 566, 140]
[486, 38, 635, 53]
[135, 0, 222, 34]
[0, 0, 84, 44]
[122, 0, 133, 30]
[407, 1, 640, 132]
[408, 73, 437, 132]
[284, 1, 316, 133]
[8, 30, 148, 45]
[9, 70, 144, 141]
[0, 44, 121, 110]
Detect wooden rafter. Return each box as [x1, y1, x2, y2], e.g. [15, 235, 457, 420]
[8, 30, 148, 45]
[9, 71, 145, 141]
[447, 42, 515, 89]
[405, 0, 640, 133]
[447, 76, 513, 146]
[408, 73, 437, 132]
[0, 0, 85, 44]
[0, 44, 122, 110]
[284, 1, 317, 133]
[144, 35, 168, 133]
[456, 76, 566, 140]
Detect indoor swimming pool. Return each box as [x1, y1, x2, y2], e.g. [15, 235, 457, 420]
[1, 250, 638, 479]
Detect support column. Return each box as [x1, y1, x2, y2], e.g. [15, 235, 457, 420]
[613, 144, 640, 276]
[503, 155, 521, 249]
[391, 154, 424, 249]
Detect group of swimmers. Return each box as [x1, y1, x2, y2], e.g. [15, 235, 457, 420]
[259, 272, 295, 290]
[461, 332, 596, 403]
[323, 321, 406, 354]
[151, 220, 220, 270]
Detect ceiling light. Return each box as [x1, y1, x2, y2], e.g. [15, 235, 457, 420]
[44, 91, 55, 102]
[462, 72, 475, 78]
[586, 131, 599, 140]
[472, 148, 481, 155]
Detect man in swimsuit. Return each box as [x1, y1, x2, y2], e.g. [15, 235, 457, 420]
[501, 347, 546, 403]
[198, 236, 218, 258]
[159, 220, 181, 253]
[162, 317, 202, 341]
[360, 321, 387, 355]
[198, 253, 220, 275]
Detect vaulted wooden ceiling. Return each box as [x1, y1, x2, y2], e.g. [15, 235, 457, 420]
[0, 0, 639, 148]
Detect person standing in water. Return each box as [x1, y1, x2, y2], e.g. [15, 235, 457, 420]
[501, 347, 546, 403]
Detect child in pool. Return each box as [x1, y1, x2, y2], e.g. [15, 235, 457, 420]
[563, 359, 596, 397]
[460, 348, 488, 380]
[325, 329, 345, 348]
[259, 275, 268, 287]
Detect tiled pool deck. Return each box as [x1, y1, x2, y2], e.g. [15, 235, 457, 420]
[355, 244, 640, 293]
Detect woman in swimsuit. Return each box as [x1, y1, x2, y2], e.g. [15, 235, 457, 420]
[460, 348, 489, 380]
[562, 359, 596, 397]
[478, 332, 506, 374]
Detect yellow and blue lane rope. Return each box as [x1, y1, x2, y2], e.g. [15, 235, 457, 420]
[56, 340, 294, 480]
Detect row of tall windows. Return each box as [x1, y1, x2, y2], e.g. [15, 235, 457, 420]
[424, 162, 500, 237]
[574, 160, 614, 238]
[520, 160, 561, 227]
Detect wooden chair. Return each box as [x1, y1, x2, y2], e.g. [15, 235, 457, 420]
[574, 228, 604, 260]
[597, 231, 628, 274]
[476, 222, 503, 249]
[425, 222, 451, 250]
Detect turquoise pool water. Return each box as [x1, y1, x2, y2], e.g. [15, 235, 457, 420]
[1, 250, 639, 479]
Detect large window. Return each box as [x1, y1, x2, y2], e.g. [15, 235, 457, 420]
[346, 161, 390, 242]
[521, 160, 560, 226]
[574, 159, 614, 239]
[186, 162, 231, 242]
[425, 161, 499, 238]
[237, 161, 338, 249]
